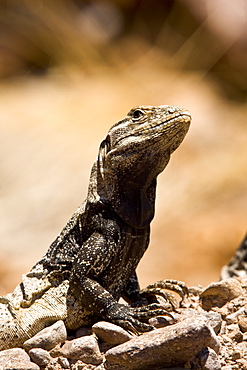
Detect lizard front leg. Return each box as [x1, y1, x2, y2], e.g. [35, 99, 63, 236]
[71, 276, 169, 334]
[70, 231, 169, 334]
[122, 272, 159, 306]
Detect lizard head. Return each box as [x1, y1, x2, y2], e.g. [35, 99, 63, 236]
[91, 105, 191, 228]
[108, 105, 191, 156]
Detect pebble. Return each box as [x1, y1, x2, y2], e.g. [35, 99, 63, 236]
[243, 332, 247, 341]
[236, 359, 247, 370]
[49, 344, 64, 357]
[105, 317, 220, 369]
[238, 316, 247, 332]
[0, 348, 39, 370]
[225, 307, 246, 323]
[58, 356, 70, 368]
[62, 335, 103, 365]
[176, 308, 222, 334]
[188, 285, 203, 295]
[149, 315, 176, 328]
[1, 276, 247, 369]
[94, 365, 106, 370]
[92, 321, 134, 345]
[227, 324, 243, 342]
[203, 311, 222, 334]
[29, 348, 52, 366]
[198, 347, 221, 370]
[230, 350, 241, 360]
[200, 279, 243, 311]
[23, 320, 67, 351]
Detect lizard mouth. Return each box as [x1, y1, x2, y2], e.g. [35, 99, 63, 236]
[159, 110, 191, 128]
[178, 110, 191, 123]
[146, 110, 191, 142]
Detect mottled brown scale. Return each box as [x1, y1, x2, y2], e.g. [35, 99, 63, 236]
[0, 105, 191, 350]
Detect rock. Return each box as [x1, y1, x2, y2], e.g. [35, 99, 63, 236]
[0, 348, 39, 370]
[23, 320, 67, 351]
[92, 321, 134, 345]
[225, 307, 246, 323]
[230, 350, 241, 360]
[203, 311, 222, 334]
[177, 308, 222, 334]
[58, 356, 70, 369]
[198, 347, 221, 370]
[95, 365, 108, 370]
[236, 359, 247, 369]
[189, 285, 203, 295]
[149, 315, 176, 328]
[49, 344, 64, 357]
[227, 324, 243, 342]
[200, 278, 243, 311]
[105, 317, 220, 369]
[62, 335, 103, 365]
[29, 348, 52, 366]
[238, 316, 247, 332]
[243, 332, 247, 341]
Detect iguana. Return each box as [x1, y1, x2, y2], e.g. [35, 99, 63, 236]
[221, 234, 247, 279]
[0, 105, 191, 350]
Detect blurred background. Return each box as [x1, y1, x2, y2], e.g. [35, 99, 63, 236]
[0, 0, 246, 295]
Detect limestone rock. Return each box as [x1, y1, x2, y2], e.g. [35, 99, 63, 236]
[176, 308, 222, 334]
[149, 315, 176, 328]
[198, 347, 221, 370]
[238, 316, 247, 332]
[29, 348, 52, 367]
[105, 317, 220, 369]
[62, 335, 103, 365]
[58, 356, 70, 369]
[92, 321, 134, 345]
[23, 320, 67, 351]
[200, 278, 243, 310]
[0, 348, 39, 370]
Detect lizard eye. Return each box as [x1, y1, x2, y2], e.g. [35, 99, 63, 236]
[132, 109, 145, 121]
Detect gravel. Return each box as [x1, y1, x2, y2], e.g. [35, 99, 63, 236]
[1, 277, 247, 369]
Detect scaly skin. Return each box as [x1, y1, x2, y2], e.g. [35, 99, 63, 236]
[0, 105, 191, 350]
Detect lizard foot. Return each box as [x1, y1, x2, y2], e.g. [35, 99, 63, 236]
[139, 279, 188, 309]
[104, 302, 173, 334]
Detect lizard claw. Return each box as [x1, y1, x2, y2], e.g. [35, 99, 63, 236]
[113, 318, 154, 335]
[139, 279, 188, 309]
[104, 301, 175, 334]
